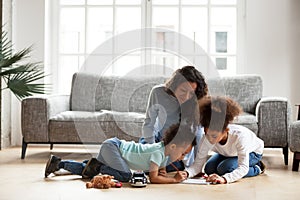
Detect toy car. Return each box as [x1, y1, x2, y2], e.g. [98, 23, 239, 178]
[130, 171, 147, 187]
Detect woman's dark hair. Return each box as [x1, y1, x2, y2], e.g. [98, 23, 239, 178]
[165, 66, 208, 99]
[162, 123, 197, 147]
[199, 96, 242, 132]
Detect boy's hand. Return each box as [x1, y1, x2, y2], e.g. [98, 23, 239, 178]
[158, 169, 167, 177]
[174, 171, 188, 182]
[206, 173, 227, 184]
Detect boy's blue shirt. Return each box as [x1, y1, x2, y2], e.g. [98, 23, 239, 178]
[119, 141, 169, 171]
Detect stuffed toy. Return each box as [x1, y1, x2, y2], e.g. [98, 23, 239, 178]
[86, 175, 122, 189]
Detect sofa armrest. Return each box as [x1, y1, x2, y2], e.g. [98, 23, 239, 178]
[255, 97, 291, 147]
[21, 94, 70, 143]
[289, 121, 300, 152]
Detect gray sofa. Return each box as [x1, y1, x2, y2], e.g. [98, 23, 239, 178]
[288, 121, 300, 171]
[21, 73, 291, 164]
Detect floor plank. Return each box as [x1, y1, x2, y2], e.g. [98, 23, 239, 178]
[0, 145, 299, 200]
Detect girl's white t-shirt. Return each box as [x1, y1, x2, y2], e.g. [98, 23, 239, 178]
[186, 124, 264, 183]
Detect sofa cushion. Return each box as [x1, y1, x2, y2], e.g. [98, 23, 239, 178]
[232, 112, 258, 134]
[49, 110, 145, 143]
[70, 72, 167, 112]
[70, 73, 114, 112]
[110, 76, 167, 113]
[207, 75, 262, 114]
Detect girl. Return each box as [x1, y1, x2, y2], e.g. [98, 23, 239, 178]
[45, 123, 196, 183]
[185, 96, 265, 184]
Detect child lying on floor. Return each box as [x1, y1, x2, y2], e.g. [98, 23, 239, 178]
[45, 123, 196, 183]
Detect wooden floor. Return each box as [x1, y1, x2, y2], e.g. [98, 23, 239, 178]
[0, 145, 299, 200]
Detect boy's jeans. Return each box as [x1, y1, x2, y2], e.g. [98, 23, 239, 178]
[96, 137, 132, 182]
[60, 159, 89, 175]
[60, 137, 132, 182]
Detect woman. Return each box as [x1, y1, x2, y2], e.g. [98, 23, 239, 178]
[140, 65, 208, 171]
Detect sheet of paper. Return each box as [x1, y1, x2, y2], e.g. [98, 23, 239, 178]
[181, 178, 210, 185]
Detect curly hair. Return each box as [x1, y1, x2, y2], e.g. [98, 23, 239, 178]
[162, 123, 197, 147]
[199, 96, 242, 132]
[165, 66, 208, 99]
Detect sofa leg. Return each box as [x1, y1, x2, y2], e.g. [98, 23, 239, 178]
[292, 152, 300, 171]
[283, 145, 288, 165]
[50, 144, 53, 150]
[21, 138, 28, 159]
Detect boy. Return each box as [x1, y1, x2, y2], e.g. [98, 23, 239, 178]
[45, 123, 196, 183]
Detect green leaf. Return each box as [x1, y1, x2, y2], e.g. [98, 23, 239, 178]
[0, 28, 51, 100]
[0, 62, 41, 76]
[0, 47, 31, 69]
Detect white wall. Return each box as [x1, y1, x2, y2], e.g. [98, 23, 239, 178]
[11, 0, 45, 146]
[1, 0, 12, 148]
[7, 0, 300, 146]
[242, 0, 290, 97]
[289, 0, 300, 120]
[240, 0, 299, 119]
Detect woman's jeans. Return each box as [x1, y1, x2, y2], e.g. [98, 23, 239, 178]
[204, 152, 263, 177]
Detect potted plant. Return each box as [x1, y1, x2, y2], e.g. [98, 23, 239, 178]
[0, 31, 48, 99]
[0, 29, 48, 150]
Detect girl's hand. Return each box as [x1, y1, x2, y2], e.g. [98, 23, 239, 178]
[206, 173, 227, 184]
[194, 172, 206, 177]
[174, 171, 188, 182]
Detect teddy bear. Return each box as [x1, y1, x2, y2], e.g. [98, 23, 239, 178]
[86, 174, 120, 189]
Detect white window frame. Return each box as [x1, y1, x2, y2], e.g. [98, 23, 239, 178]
[46, 0, 244, 93]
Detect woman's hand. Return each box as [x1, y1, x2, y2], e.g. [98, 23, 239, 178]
[206, 173, 227, 184]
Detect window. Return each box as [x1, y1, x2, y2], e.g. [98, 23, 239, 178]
[46, 0, 239, 93]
